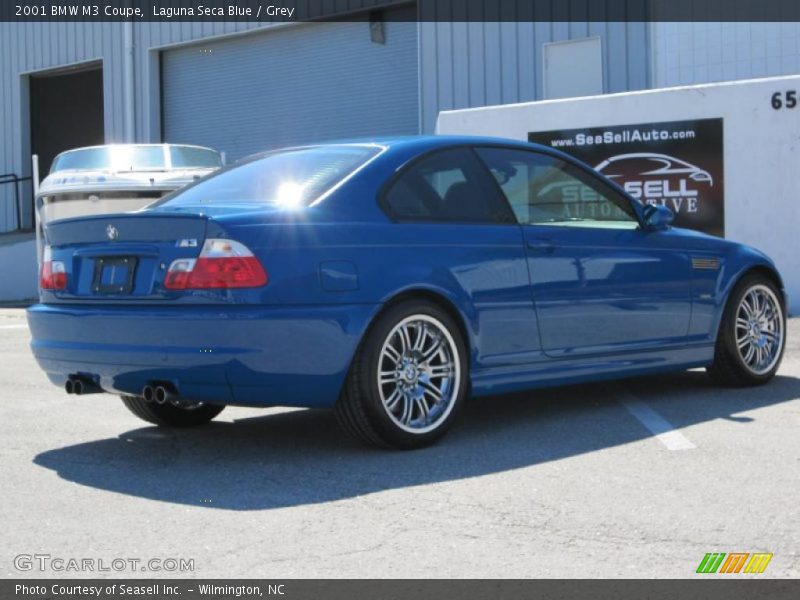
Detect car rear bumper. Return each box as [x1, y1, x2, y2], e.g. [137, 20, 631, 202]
[27, 302, 381, 408]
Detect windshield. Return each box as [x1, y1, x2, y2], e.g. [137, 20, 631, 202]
[155, 145, 380, 209]
[51, 146, 166, 172]
[169, 146, 222, 169]
[50, 145, 221, 173]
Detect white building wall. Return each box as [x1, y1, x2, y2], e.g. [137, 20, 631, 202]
[652, 22, 800, 88]
[0, 236, 37, 301]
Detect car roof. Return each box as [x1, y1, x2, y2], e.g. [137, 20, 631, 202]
[240, 135, 571, 165]
[233, 135, 571, 171]
[331, 134, 549, 152]
[372, 135, 591, 172]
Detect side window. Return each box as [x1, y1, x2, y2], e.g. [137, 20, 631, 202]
[475, 147, 639, 229]
[382, 148, 514, 224]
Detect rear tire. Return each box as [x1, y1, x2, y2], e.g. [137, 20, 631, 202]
[335, 299, 469, 450]
[707, 274, 786, 387]
[120, 395, 225, 427]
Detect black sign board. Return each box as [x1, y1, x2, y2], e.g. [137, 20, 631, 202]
[529, 118, 725, 237]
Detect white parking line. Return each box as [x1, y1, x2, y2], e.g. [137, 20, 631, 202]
[0, 324, 27, 330]
[619, 392, 696, 451]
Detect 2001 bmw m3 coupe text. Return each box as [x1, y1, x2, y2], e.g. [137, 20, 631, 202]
[27, 136, 787, 449]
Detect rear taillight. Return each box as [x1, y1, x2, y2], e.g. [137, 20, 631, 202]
[40, 246, 66, 291]
[164, 239, 268, 290]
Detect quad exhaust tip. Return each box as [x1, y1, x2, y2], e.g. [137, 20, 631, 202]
[155, 385, 178, 406]
[155, 385, 168, 405]
[144, 383, 180, 406]
[141, 382, 201, 409]
[65, 375, 102, 395]
[142, 384, 155, 403]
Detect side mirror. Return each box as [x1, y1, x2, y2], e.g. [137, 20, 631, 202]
[643, 204, 674, 231]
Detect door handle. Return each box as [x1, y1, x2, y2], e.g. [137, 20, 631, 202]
[527, 239, 556, 253]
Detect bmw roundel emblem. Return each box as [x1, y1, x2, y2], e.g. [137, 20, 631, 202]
[106, 224, 119, 240]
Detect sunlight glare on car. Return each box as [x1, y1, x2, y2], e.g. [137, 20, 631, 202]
[275, 181, 305, 207]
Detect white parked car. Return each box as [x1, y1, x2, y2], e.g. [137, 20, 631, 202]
[37, 144, 222, 224]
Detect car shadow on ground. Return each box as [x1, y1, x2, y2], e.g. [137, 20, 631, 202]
[33, 371, 800, 511]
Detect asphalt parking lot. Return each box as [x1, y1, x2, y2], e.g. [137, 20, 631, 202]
[1, 307, 798, 579]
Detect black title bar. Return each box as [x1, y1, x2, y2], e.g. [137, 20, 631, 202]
[5, 579, 800, 600]
[6, 0, 800, 22]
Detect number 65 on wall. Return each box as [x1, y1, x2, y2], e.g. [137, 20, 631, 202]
[772, 90, 797, 109]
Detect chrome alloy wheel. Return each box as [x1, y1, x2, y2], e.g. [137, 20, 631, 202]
[735, 284, 784, 375]
[377, 314, 461, 434]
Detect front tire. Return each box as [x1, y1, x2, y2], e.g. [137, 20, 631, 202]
[708, 274, 786, 386]
[120, 395, 225, 427]
[336, 300, 469, 449]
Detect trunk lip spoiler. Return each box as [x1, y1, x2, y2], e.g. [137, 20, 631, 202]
[43, 212, 211, 246]
[44, 210, 210, 229]
[73, 245, 161, 258]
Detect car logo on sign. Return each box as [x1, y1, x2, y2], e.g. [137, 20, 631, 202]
[106, 224, 119, 240]
[595, 152, 714, 186]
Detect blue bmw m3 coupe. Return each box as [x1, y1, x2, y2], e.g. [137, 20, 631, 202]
[27, 136, 787, 449]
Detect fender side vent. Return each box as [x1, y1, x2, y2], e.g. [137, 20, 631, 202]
[692, 257, 721, 270]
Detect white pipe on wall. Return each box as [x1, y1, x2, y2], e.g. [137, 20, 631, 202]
[31, 154, 41, 269]
[123, 21, 135, 142]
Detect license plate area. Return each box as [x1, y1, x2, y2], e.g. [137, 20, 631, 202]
[92, 256, 138, 294]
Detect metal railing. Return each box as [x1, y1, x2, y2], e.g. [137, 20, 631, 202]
[0, 172, 34, 232]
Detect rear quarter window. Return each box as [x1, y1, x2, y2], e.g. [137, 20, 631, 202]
[382, 147, 514, 224]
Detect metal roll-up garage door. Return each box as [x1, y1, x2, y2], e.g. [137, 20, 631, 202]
[161, 17, 419, 162]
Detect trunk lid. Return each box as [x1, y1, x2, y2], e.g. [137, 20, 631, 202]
[44, 212, 217, 301]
